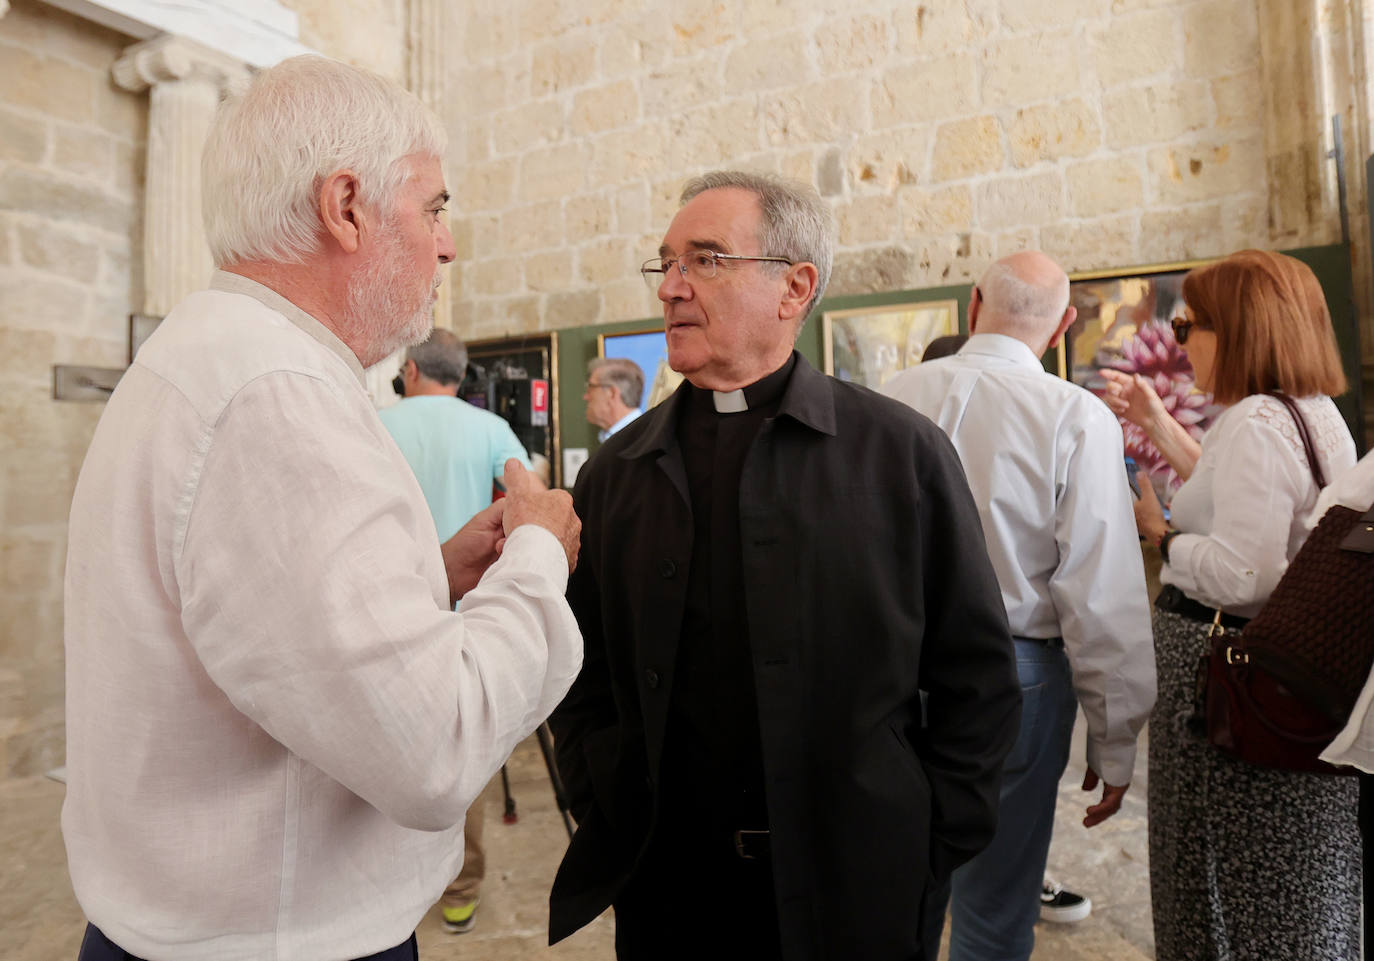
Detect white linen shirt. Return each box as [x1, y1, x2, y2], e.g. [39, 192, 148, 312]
[881, 333, 1155, 785]
[1309, 451, 1374, 773]
[62, 272, 582, 961]
[1163, 393, 1356, 617]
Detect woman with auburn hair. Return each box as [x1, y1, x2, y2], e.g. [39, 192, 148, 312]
[1099, 249, 1359, 960]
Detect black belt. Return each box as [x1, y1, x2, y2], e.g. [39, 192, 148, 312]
[1013, 635, 1064, 648]
[733, 829, 770, 860]
[1155, 584, 1250, 631]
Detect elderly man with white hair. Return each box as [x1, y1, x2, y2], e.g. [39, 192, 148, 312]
[62, 56, 582, 961]
[881, 251, 1156, 961]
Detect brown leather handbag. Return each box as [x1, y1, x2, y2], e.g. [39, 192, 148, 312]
[1200, 394, 1374, 775]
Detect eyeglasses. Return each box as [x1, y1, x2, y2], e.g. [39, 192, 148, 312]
[640, 250, 793, 291]
[1171, 316, 1209, 345]
[584, 380, 614, 393]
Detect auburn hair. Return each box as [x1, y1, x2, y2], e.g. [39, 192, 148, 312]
[1181, 249, 1347, 405]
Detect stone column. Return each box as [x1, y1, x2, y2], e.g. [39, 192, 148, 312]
[0, 2, 10, 20]
[113, 35, 249, 318]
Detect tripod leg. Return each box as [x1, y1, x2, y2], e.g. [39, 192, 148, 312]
[535, 723, 576, 840]
[500, 764, 517, 824]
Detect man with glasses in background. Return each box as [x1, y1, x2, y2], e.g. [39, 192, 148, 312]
[583, 357, 644, 441]
[547, 170, 1021, 960]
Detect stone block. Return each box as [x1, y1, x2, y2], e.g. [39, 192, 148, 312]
[0, 107, 45, 164]
[519, 143, 587, 205]
[975, 171, 1065, 229]
[0, 267, 89, 335]
[0, 326, 57, 388]
[1089, 10, 1181, 87]
[0, 668, 22, 720]
[531, 37, 597, 96]
[849, 127, 932, 192]
[462, 10, 519, 61]
[1042, 215, 1138, 273]
[828, 245, 917, 296]
[725, 31, 808, 92]
[501, 201, 564, 255]
[614, 183, 650, 236]
[0, 167, 134, 235]
[815, 13, 892, 73]
[900, 185, 974, 234]
[668, 5, 737, 56]
[0, 45, 95, 125]
[97, 242, 132, 296]
[981, 33, 1082, 105]
[464, 115, 494, 165]
[4, 455, 79, 529]
[455, 160, 516, 213]
[467, 214, 501, 259]
[895, 3, 997, 55]
[650, 177, 684, 230]
[599, 16, 668, 77]
[932, 115, 1003, 181]
[1222, 192, 1272, 251]
[0, 531, 58, 594]
[466, 256, 524, 298]
[1212, 69, 1263, 129]
[780, 150, 817, 188]
[578, 237, 635, 286]
[458, 64, 515, 117]
[873, 56, 978, 127]
[590, 124, 668, 187]
[603, 278, 658, 324]
[492, 100, 565, 157]
[0, 218, 10, 266]
[761, 77, 868, 149]
[670, 99, 762, 170]
[1184, 0, 1260, 78]
[571, 80, 639, 136]
[1146, 138, 1265, 206]
[565, 193, 612, 241]
[113, 140, 144, 200]
[837, 196, 898, 245]
[1000, 0, 1108, 30]
[1, 0, 121, 67]
[16, 222, 101, 283]
[909, 231, 994, 285]
[1008, 101, 1099, 168]
[546, 288, 602, 329]
[524, 251, 571, 293]
[4, 716, 66, 779]
[492, 294, 541, 333]
[1139, 202, 1224, 263]
[818, 149, 844, 197]
[641, 56, 727, 121]
[94, 77, 147, 142]
[1102, 80, 1213, 148]
[993, 227, 1040, 259]
[1066, 157, 1145, 216]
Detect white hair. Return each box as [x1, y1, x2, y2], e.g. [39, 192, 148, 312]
[979, 259, 1069, 323]
[202, 56, 445, 267]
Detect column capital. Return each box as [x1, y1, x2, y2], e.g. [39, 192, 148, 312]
[0, 1, 10, 19]
[112, 33, 249, 94]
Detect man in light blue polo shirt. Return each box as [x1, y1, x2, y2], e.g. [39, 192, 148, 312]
[379, 327, 532, 934]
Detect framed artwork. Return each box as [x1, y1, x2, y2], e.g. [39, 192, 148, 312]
[464, 332, 561, 488]
[821, 299, 959, 389]
[598, 326, 683, 410]
[1065, 260, 1219, 500]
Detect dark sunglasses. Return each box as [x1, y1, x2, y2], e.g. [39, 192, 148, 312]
[1171, 316, 1207, 346]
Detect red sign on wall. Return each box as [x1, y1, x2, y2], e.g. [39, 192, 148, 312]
[531, 379, 549, 426]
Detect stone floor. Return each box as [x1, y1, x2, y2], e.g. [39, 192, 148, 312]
[1, 713, 1153, 960]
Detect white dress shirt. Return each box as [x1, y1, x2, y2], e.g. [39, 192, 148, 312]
[1163, 393, 1356, 617]
[1308, 451, 1374, 772]
[63, 272, 582, 961]
[881, 333, 1155, 785]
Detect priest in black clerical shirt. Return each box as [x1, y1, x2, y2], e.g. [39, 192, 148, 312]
[548, 170, 1020, 961]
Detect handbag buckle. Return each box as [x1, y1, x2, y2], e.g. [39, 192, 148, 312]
[1207, 610, 1228, 640]
[1225, 645, 1249, 666]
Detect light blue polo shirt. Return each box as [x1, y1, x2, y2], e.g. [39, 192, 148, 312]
[379, 395, 531, 540]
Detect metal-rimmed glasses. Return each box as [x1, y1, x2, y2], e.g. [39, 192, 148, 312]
[640, 250, 793, 291]
[1171, 315, 1208, 346]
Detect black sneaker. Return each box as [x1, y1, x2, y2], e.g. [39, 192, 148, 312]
[1040, 879, 1091, 923]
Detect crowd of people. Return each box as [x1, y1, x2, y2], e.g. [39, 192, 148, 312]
[59, 53, 1373, 961]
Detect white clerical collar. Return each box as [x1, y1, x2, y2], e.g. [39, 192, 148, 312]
[713, 389, 748, 413]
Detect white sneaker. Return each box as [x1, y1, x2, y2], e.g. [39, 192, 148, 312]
[1040, 879, 1091, 923]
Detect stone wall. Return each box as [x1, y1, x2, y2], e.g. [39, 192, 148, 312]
[443, 0, 1343, 341]
[0, 0, 145, 776]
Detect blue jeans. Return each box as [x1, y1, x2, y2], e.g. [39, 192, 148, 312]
[947, 639, 1076, 961]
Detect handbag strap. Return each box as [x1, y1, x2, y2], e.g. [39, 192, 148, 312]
[1269, 391, 1327, 489]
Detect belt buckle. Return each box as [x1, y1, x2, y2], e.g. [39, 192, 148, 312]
[733, 829, 769, 860]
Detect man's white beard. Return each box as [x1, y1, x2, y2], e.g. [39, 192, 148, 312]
[345, 226, 439, 366]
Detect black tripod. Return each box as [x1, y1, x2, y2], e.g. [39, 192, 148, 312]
[498, 722, 574, 839]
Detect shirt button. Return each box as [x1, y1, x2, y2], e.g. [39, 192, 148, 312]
[660, 559, 677, 578]
[644, 668, 660, 689]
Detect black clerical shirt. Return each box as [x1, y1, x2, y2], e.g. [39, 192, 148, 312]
[657, 356, 797, 836]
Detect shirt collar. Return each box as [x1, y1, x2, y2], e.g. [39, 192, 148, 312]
[210, 270, 367, 387]
[598, 408, 641, 442]
[959, 332, 1045, 370]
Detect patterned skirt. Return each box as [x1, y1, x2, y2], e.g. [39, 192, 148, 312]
[1148, 608, 1360, 961]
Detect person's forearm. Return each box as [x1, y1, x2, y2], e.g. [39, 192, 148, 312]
[1143, 409, 1202, 480]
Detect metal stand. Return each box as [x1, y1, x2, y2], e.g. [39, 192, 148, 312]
[496, 723, 575, 840]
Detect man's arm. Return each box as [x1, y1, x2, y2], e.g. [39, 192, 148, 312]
[177, 374, 583, 831]
[911, 427, 1022, 880]
[1048, 405, 1155, 802]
